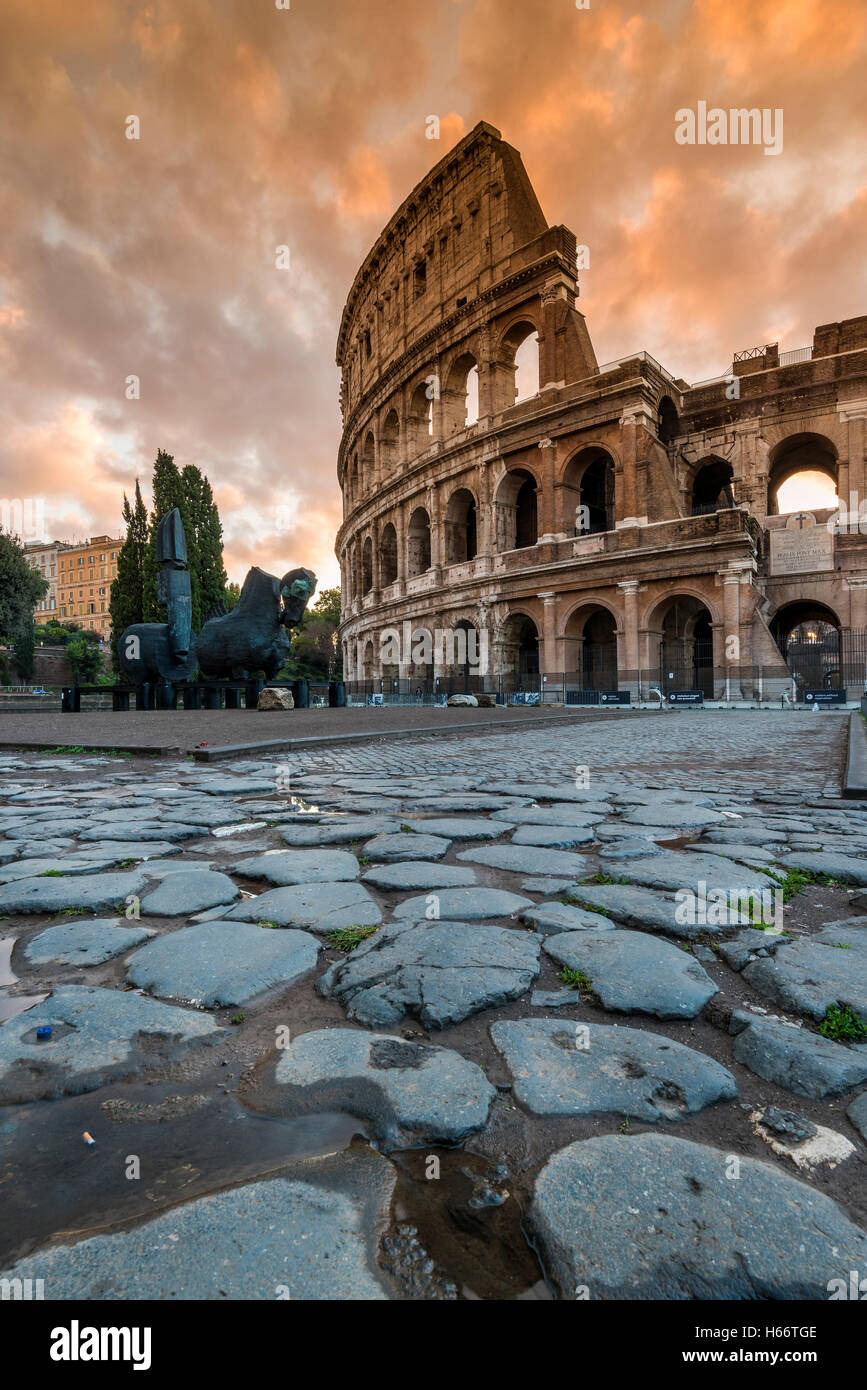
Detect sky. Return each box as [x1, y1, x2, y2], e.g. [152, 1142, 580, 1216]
[1, 0, 865, 588]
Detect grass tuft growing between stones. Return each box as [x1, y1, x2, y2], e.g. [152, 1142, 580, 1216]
[758, 865, 837, 901]
[327, 925, 379, 952]
[818, 1003, 867, 1043]
[582, 872, 630, 886]
[557, 966, 594, 993]
[562, 894, 611, 915]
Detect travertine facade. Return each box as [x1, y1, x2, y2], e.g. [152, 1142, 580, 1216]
[335, 122, 867, 699]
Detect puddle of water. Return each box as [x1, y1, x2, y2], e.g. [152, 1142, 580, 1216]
[0, 938, 47, 1021]
[0, 937, 16, 987]
[654, 834, 699, 851]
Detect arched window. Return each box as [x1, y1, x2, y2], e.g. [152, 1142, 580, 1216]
[444, 489, 478, 564]
[362, 537, 373, 595]
[658, 396, 679, 445]
[563, 449, 616, 534]
[361, 432, 375, 494]
[768, 435, 838, 517]
[407, 507, 431, 577]
[494, 469, 538, 551]
[408, 380, 435, 455]
[443, 353, 479, 433]
[513, 330, 539, 402]
[692, 459, 735, 516]
[381, 411, 400, 474]
[379, 522, 398, 587]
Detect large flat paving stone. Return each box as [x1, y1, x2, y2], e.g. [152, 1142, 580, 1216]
[528, 1133, 867, 1299]
[71, 842, 183, 861]
[280, 817, 402, 845]
[362, 833, 451, 862]
[0, 984, 224, 1104]
[544, 930, 718, 1019]
[730, 1012, 867, 1098]
[127, 921, 319, 1007]
[0, 1149, 395, 1299]
[23, 919, 154, 966]
[405, 817, 508, 840]
[392, 887, 532, 921]
[568, 883, 702, 939]
[78, 823, 207, 842]
[230, 849, 360, 884]
[318, 920, 541, 1029]
[0, 869, 150, 916]
[491, 1019, 737, 1119]
[140, 870, 240, 918]
[489, 805, 597, 827]
[456, 844, 592, 877]
[779, 851, 867, 886]
[742, 928, 867, 1021]
[361, 861, 477, 892]
[601, 851, 778, 896]
[226, 881, 382, 933]
[272, 1028, 495, 1149]
[511, 825, 596, 848]
[519, 902, 615, 936]
[623, 803, 733, 828]
[0, 856, 122, 882]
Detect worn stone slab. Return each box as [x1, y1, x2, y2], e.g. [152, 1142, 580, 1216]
[280, 818, 402, 846]
[742, 931, 867, 1022]
[730, 1012, 867, 1099]
[847, 1090, 867, 1143]
[230, 849, 360, 885]
[23, 919, 154, 966]
[528, 1133, 867, 1299]
[519, 901, 616, 936]
[78, 823, 208, 842]
[566, 883, 703, 940]
[623, 803, 733, 829]
[0, 984, 224, 1104]
[361, 861, 477, 892]
[511, 825, 596, 848]
[530, 988, 582, 1008]
[684, 841, 779, 866]
[717, 928, 788, 971]
[392, 887, 532, 921]
[0, 869, 150, 915]
[0, 856, 122, 882]
[362, 833, 451, 862]
[226, 881, 382, 933]
[491, 1019, 737, 1119]
[456, 844, 591, 877]
[72, 842, 183, 861]
[490, 805, 597, 827]
[544, 930, 718, 1019]
[405, 817, 508, 840]
[127, 921, 319, 1007]
[140, 870, 240, 918]
[779, 851, 867, 886]
[272, 1028, 495, 1149]
[0, 1149, 395, 1299]
[597, 838, 665, 859]
[318, 920, 541, 1029]
[600, 851, 779, 896]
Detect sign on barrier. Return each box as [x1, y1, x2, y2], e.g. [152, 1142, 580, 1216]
[600, 691, 631, 705]
[804, 689, 846, 705]
[668, 690, 704, 705]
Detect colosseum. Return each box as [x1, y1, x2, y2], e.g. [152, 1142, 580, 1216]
[335, 121, 867, 705]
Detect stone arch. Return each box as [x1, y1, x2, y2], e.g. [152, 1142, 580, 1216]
[407, 377, 435, 455]
[562, 602, 619, 689]
[407, 506, 431, 577]
[378, 521, 398, 588]
[770, 599, 842, 692]
[497, 318, 540, 408]
[562, 447, 616, 534]
[767, 433, 839, 516]
[361, 638, 375, 680]
[361, 431, 376, 494]
[361, 536, 373, 596]
[380, 409, 400, 474]
[648, 593, 715, 697]
[691, 456, 735, 515]
[657, 395, 679, 445]
[444, 487, 478, 564]
[442, 352, 480, 433]
[494, 467, 538, 551]
[494, 610, 540, 680]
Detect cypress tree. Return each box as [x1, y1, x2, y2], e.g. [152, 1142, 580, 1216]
[194, 472, 228, 622]
[142, 450, 198, 623]
[109, 480, 148, 668]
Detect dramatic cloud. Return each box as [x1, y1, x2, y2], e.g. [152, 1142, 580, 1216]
[1, 0, 864, 582]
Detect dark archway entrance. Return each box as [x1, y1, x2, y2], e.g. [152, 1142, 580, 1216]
[657, 597, 714, 697]
[771, 601, 843, 693]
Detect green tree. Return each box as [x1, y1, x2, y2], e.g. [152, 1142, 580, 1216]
[0, 529, 48, 679]
[141, 450, 198, 623]
[191, 470, 228, 622]
[109, 479, 148, 670]
[65, 631, 105, 685]
[223, 581, 241, 612]
[310, 587, 341, 627]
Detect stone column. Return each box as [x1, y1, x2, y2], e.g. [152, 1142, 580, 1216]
[617, 579, 641, 677]
[538, 591, 559, 681]
[840, 402, 867, 509]
[428, 483, 443, 582]
[719, 568, 742, 697]
[537, 438, 557, 540]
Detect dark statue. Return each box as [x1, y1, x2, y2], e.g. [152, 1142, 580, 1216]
[117, 509, 198, 683]
[196, 566, 317, 680]
[117, 507, 317, 684]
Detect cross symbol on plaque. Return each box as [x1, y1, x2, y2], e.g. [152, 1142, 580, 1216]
[792, 512, 811, 530]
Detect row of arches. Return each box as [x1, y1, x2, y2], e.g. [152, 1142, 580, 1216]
[344, 323, 542, 507]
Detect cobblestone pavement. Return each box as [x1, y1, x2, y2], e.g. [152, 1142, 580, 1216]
[290, 711, 847, 796]
[0, 709, 864, 1301]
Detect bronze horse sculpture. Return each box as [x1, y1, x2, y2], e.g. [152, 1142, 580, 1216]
[196, 566, 317, 680]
